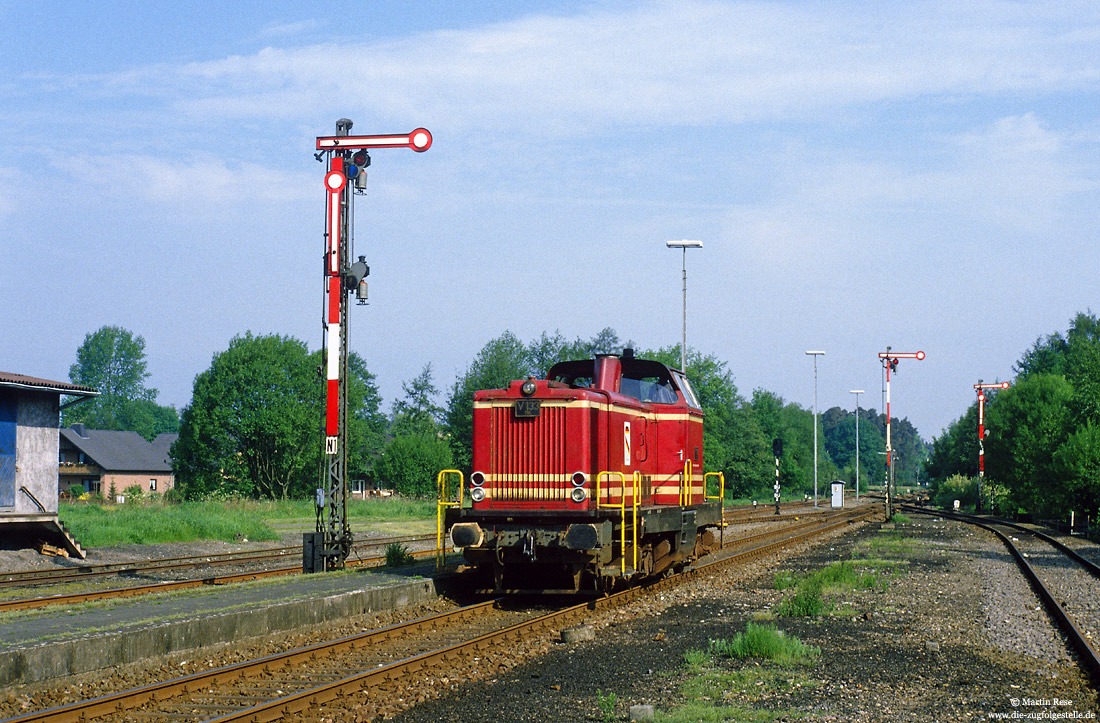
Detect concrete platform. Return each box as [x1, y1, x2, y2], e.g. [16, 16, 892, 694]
[0, 565, 441, 686]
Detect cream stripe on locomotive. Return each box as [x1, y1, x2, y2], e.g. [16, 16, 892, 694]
[474, 398, 701, 423]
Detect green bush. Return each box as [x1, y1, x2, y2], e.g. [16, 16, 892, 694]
[384, 542, 415, 567]
[372, 434, 454, 497]
[931, 474, 977, 510]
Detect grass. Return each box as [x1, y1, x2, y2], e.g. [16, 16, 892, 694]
[653, 625, 819, 722]
[773, 560, 892, 617]
[59, 497, 436, 547]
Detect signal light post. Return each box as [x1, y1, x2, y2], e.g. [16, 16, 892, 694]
[877, 347, 924, 518]
[306, 120, 431, 573]
[974, 380, 1010, 514]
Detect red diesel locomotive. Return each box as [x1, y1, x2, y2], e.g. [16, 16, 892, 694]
[441, 349, 723, 594]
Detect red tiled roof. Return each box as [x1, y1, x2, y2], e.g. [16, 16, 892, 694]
[0, 371, 99, 397]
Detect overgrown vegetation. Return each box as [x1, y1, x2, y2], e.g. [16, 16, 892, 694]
[59, 501, 278, 546]
[653, 625, 819, 722]
[58, 497, 434, 546]
[773, 560, 891, 617]
[383, 543, 415, 567]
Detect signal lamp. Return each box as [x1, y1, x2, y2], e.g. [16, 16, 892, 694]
[351, 149, 370, 168]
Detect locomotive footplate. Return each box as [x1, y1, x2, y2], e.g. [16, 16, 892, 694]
[444, 501, 723, 593]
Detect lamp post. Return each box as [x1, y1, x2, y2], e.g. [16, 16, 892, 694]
[806, 350, 825, 507]
[850, 389, 864, 502]
[666, 240, 703, 371]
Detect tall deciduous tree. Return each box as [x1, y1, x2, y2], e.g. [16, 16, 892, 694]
[173, 333, 384, 500]
[390, 364, 444, 438]
[444, 331, 531, 470]
[65, 325, 178, 439]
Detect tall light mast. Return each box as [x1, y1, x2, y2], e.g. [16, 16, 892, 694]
[305, 120, 432, 572]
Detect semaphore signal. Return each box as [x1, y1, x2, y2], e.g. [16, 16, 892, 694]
[306, 119, 431, 573]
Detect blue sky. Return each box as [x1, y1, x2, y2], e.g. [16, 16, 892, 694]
[2, 1, 1098, 441]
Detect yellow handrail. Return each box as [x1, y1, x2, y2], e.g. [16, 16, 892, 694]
[704, 471, 724, 502]
[680, 461, 694, 506]
[595, 470, 639, 575]
[435, 469, 464, 569]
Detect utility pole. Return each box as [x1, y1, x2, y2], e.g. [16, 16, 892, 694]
[850, 389, 864, 502]
[305, 121, 432, 572]
[806, 351, 825, 506]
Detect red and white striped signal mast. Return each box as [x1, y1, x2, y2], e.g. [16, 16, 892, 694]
[878, 347, 924, 518]
[974, 380, 1010, 514]
[307, 119, 431, 572]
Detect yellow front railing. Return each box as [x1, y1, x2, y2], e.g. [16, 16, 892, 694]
[704, 471, 724, 502]
[436, 469, 464, 569]
[595, 470, 640, 575]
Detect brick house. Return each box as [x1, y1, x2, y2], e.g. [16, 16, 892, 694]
[59, 424, 177, 499]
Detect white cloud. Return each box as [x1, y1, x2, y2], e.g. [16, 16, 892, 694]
[62, 153, 314, 206]
[49, 0, 1099, 137]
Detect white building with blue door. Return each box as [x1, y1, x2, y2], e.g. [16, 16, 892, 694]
[0, 371, 97, 556]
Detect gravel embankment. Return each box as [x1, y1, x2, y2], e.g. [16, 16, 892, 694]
[2, 514, 1097, 722]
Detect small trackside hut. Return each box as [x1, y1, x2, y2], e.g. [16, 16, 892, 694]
[440, 350, 724, 594]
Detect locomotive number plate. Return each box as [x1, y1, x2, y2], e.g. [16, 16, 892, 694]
[514, 399, 541, 418]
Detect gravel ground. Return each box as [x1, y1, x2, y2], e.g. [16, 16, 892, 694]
[2, 514, 1097, 722]
[380, 514, 1098, 722]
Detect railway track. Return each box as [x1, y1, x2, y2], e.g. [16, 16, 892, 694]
[1, 501, 837, 613]
[0, 536, 435, 614]
[0, 506, 871, 723]
[902, 505, 1100, 686]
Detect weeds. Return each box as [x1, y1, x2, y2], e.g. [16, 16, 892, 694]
[773, 560, 889, 617]
[709, 622, 820, 665]
[384, 543, 415, 567]
[596, 689, 618, 722]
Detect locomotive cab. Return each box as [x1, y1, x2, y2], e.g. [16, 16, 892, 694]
[441, 349, 723, 594]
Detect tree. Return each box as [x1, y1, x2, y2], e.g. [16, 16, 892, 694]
[373, 434, 454, 497]
[444, 331, 531, 469]
[985, 373, 1074, 515]
[65, 325, 179, 438]
[173, 333, 384, 500]
[390, 364, 444, 438]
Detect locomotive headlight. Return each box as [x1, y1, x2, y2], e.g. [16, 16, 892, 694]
[470, 486, 486, 503]
[520, 379, 537, 397]
[471, 471, 485, 487]
[571, 471, 587, 487]
[570, 486, 588, 503]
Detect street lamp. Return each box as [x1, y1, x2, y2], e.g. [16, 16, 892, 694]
[850, 389, 865, 502]
[666, 240, 703, 371]
[806, 350, 825, 507]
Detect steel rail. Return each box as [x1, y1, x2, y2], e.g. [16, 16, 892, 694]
[1, 509, 871, 723]
[0, 546, 438, 614]
[0, 534, 431, 588]
[902, 505, 1100, 687]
